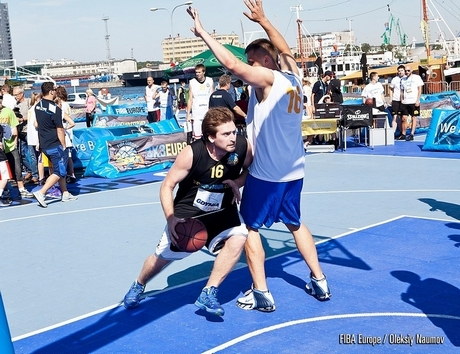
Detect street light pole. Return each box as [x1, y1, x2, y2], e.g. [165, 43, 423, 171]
[150, 1, 193, 64]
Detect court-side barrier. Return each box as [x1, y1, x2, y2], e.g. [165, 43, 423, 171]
[81, 120, 187, 179]
[423, 108, 460, 152]
[73, 119, 183, 171]
[0, 293, 14, 354]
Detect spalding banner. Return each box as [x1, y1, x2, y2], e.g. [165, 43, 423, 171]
[341, 105, 373, 129]
[422, 108, 460, 152]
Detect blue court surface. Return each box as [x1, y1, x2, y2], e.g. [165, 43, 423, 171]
[2, 135, 460, 353]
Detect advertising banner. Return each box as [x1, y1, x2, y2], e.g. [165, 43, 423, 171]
[422, 108, 460, 152]
[93, 114, 149, 128]
[84, 131, 187, 178]
[105, 103, 147, 116]
[302, 119, 338, 136]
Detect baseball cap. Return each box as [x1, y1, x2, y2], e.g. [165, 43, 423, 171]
[324, 70, 333, 77]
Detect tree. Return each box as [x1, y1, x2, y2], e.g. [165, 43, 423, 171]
[361, 43, 371, 53]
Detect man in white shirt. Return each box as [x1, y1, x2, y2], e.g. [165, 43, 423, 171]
[389, 65, 406, 134]
[144, 77, 160, 123]
[400, 65, 424, 141]
[1, 84, 16, 109]
[186, 64, 214, 141]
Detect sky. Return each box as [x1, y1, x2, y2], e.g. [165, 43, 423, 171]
[6, 0, 460, 66]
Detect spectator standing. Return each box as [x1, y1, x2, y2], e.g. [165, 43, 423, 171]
[1, 84, 16, 109]
[0, 95, 33, 199]
[177, 81, 187, 109]
[329, 72, 343, 104]
[157, 81, 176, 121]
[361, 71, 387, 111]
[33, 82, 77, 208]
[311, 71, 332, 110]
[85, 88, 97, 128]
[0, 124, 13, 206]
[389, 65, 406, 134]
[145, 76, 160, 123]
[209, 74, 247, 120]
[26, 93, 46, 185]
[399, 65, 424, 141]
[186, 64, 214, 141]
[13, 86, 36, 183]
[302, 78, 313, 118]
[55, 86, 77, 183]
[187, 1, 331, 313]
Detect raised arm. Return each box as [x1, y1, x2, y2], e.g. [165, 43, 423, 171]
[187, 6, 273, 90]
[243, 0, 298, 74]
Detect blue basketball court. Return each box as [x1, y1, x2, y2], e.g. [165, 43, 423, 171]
[2, 135, 460, 353]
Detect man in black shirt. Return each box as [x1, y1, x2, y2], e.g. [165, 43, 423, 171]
[123, 107, 252, 316]
[209, 74, 247, 120]
[33, 82, 77, 208]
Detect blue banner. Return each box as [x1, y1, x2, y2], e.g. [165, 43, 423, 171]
[72, 120, 182, 169]
[105, 103, 147, 115]
[422, 108, 460, 152]
[84, 131, 187, 179]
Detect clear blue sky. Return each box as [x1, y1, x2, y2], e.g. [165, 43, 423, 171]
[6, 0, 460, 66]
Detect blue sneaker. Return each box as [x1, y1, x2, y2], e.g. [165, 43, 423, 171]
[123, 280, 145, 309]
[194, 286, 225, 316]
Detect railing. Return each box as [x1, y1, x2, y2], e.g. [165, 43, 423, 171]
[343, 81, 460, 96]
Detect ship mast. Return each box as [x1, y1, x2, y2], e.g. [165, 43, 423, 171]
[421, 0, 431, 60]
[290, 4, 305, 76]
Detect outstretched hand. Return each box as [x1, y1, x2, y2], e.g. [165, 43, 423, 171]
[186, 6, 205, 37]
[243, 0, 267, 23]
[222, 179, 242, 205]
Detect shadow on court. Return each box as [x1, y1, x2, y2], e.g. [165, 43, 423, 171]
[419, 198, 460, 220]
[392, 270, 460, 346]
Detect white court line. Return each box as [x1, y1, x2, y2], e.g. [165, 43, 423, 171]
[201, 312, 460, 354]
[11, 216, 457, 342]
[0, 201, 161, 224]
[3, 188, 457, 224]
[306, 153, 460, 162]
[302, 189, 460, 195]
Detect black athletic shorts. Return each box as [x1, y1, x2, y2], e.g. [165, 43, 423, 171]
[400, 103, 421, 117]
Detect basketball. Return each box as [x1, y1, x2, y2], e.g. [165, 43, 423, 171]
[364, 98, 374, 106]
[174, 218, 208, 252]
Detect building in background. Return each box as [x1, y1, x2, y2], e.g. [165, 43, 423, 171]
[161, 32, 240, 64]
[0, 2, 13, 60]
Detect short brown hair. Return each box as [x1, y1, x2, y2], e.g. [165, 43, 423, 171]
[218, 74, 231, 88]
[245, 38, 279, 66]
[201, 107, 234, 142]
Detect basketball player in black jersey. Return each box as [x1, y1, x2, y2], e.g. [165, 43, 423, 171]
[123, 107, 252, 316]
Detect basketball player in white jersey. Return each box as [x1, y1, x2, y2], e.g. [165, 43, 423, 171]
[186, 64, 214, 140]
[187, 0, 331, 312]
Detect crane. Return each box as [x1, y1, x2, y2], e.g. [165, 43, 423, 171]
[381, 13, 408, 46]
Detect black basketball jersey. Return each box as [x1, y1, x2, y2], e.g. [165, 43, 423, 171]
[174, 135, 247, 218]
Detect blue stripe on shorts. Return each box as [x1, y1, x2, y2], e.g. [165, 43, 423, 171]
[240, 174, 302, 229]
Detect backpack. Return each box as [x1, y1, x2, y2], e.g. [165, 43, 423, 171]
[0, 123, 12, 140]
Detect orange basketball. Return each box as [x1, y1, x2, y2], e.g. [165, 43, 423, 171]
[364, 98, 374, 106]
[174, 218, 208, 252]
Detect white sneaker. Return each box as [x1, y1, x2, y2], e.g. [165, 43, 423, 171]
[305, 273, 331, 301]
[33, 191, 47, 208]
[61, 192, 78, 202]
[236, 286, 276, 312]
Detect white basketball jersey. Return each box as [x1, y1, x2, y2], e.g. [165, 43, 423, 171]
[246, 70, 305, 182]
[189, 77, 214, 120]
